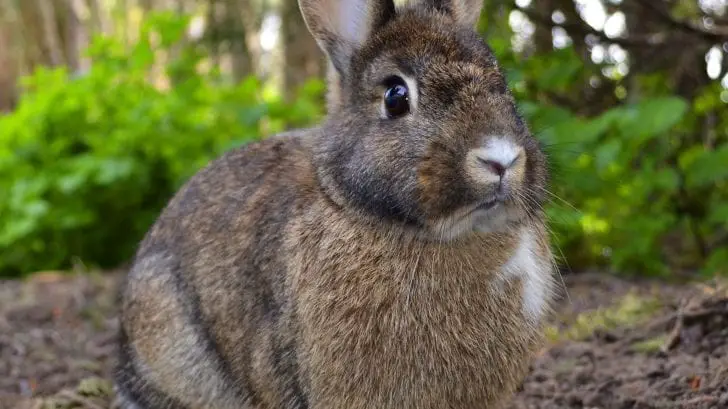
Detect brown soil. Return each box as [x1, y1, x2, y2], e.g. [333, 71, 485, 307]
[1, 271, 726, 409]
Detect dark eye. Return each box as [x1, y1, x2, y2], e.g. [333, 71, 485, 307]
[383, 77, 410, 118]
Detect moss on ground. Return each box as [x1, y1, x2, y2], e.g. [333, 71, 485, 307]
[545, 291, 664, 342]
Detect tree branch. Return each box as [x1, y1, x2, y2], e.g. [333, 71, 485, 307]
[634, 0, 728, 43]
[512, 2, 666, 48]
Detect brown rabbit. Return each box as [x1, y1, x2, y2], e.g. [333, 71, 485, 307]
[113, 0, 557, 407]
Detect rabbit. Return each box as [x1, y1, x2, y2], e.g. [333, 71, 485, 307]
[112, 0, 558, 408]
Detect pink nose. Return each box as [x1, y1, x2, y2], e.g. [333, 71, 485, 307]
[477, 157, 506, 178]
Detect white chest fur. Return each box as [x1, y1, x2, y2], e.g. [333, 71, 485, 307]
[497, 228, 552, 324]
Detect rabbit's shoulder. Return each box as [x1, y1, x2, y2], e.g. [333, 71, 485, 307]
[133, 128, 321, 264]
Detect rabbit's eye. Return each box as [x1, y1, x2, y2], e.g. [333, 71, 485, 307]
[383, 77, 410, 118]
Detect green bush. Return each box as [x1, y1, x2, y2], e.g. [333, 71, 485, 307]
[488, 39, 728, 277]
[0, 13, 324, 276]
[2, 11, 726, 278]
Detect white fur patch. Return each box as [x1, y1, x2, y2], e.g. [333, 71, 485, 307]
[499, 228, 550, 323]
[474, 137, 520, 168]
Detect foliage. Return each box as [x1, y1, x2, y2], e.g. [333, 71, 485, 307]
[0, 12, 325, 276]
[2, 8, 728, 278]
[487, 28, 728, 277]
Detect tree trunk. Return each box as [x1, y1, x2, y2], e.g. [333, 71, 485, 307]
[240, 0, 264, 77]
[224, 0, 253, 82]
[280, 0, 324, 100]
[0, 1, 18, 111]
[555, 0, 587, 59]
[86, 0, 110, 34]
[35, 0, 65, 66]
[532, 0, 554, 54]
[16, 1, 47, 68]
[205, 0, 222, 67]
[58, 0, 89, 74]
[140, 0, 154, 12]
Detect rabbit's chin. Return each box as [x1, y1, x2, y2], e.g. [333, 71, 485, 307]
[424, 202, 523, 242]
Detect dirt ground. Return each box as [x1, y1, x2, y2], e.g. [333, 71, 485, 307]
[1, 270, 726, 409]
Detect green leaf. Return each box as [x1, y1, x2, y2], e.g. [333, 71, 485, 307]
[131, 40, 155, 69]
[96, 158, 136, 184]
[595, 138, 622, 172]
[704, 248, 728, 276]
[653, 168, 680, 192]
[617, 97, 689, 145]
[684, 144, 728, 188]
[535, 49, 583, 92]
[678, 145, 706, 171]
[708, 203, 728, 226]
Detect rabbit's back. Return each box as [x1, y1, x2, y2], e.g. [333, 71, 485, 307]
[115, 131, 318, 409]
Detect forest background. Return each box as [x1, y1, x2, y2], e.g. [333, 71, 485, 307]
[1, 0, 727, 279]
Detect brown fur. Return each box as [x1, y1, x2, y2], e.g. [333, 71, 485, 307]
[114, 1, 557, 408]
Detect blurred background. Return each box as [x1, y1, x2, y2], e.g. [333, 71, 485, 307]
[1, 1, 728, 407]
[0, 0, 727, 279]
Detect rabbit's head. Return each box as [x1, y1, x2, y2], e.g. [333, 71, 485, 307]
[301, 0, 549, 241]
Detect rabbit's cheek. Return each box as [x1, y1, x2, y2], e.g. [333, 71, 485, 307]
[416, 147, 473, 218]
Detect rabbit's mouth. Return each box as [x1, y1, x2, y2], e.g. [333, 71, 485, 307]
[474, 191, 510, 212]
[475, 199, 499, 212]
[428, 195, 516, 241]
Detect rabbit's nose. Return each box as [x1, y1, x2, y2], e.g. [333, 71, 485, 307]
[473, 138, 522, 179]
[477, 157, 507, 178]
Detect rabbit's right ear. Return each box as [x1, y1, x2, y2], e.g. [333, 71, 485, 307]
[299, 0, 396, 75]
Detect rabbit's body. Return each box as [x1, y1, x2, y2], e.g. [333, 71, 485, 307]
[116, 132, 553, 409]
[115, 2, 557, 408]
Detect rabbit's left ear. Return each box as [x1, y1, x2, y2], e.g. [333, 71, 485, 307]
[416, 0, 484, 28]
[299, 0, 396, 74]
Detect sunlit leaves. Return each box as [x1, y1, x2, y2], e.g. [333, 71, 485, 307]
[615, 97, 690, 147]
[0, 12, 324, 277]
[519, 73, 721, 276]
[683, 144, 728, 188]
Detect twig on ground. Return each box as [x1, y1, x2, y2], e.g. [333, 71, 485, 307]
[618, 290, 728, 347]
[661, 299, 686, 353]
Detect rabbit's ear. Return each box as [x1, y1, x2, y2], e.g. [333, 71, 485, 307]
[299, 0, 396, 74]
[417, 0, 483, 27]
